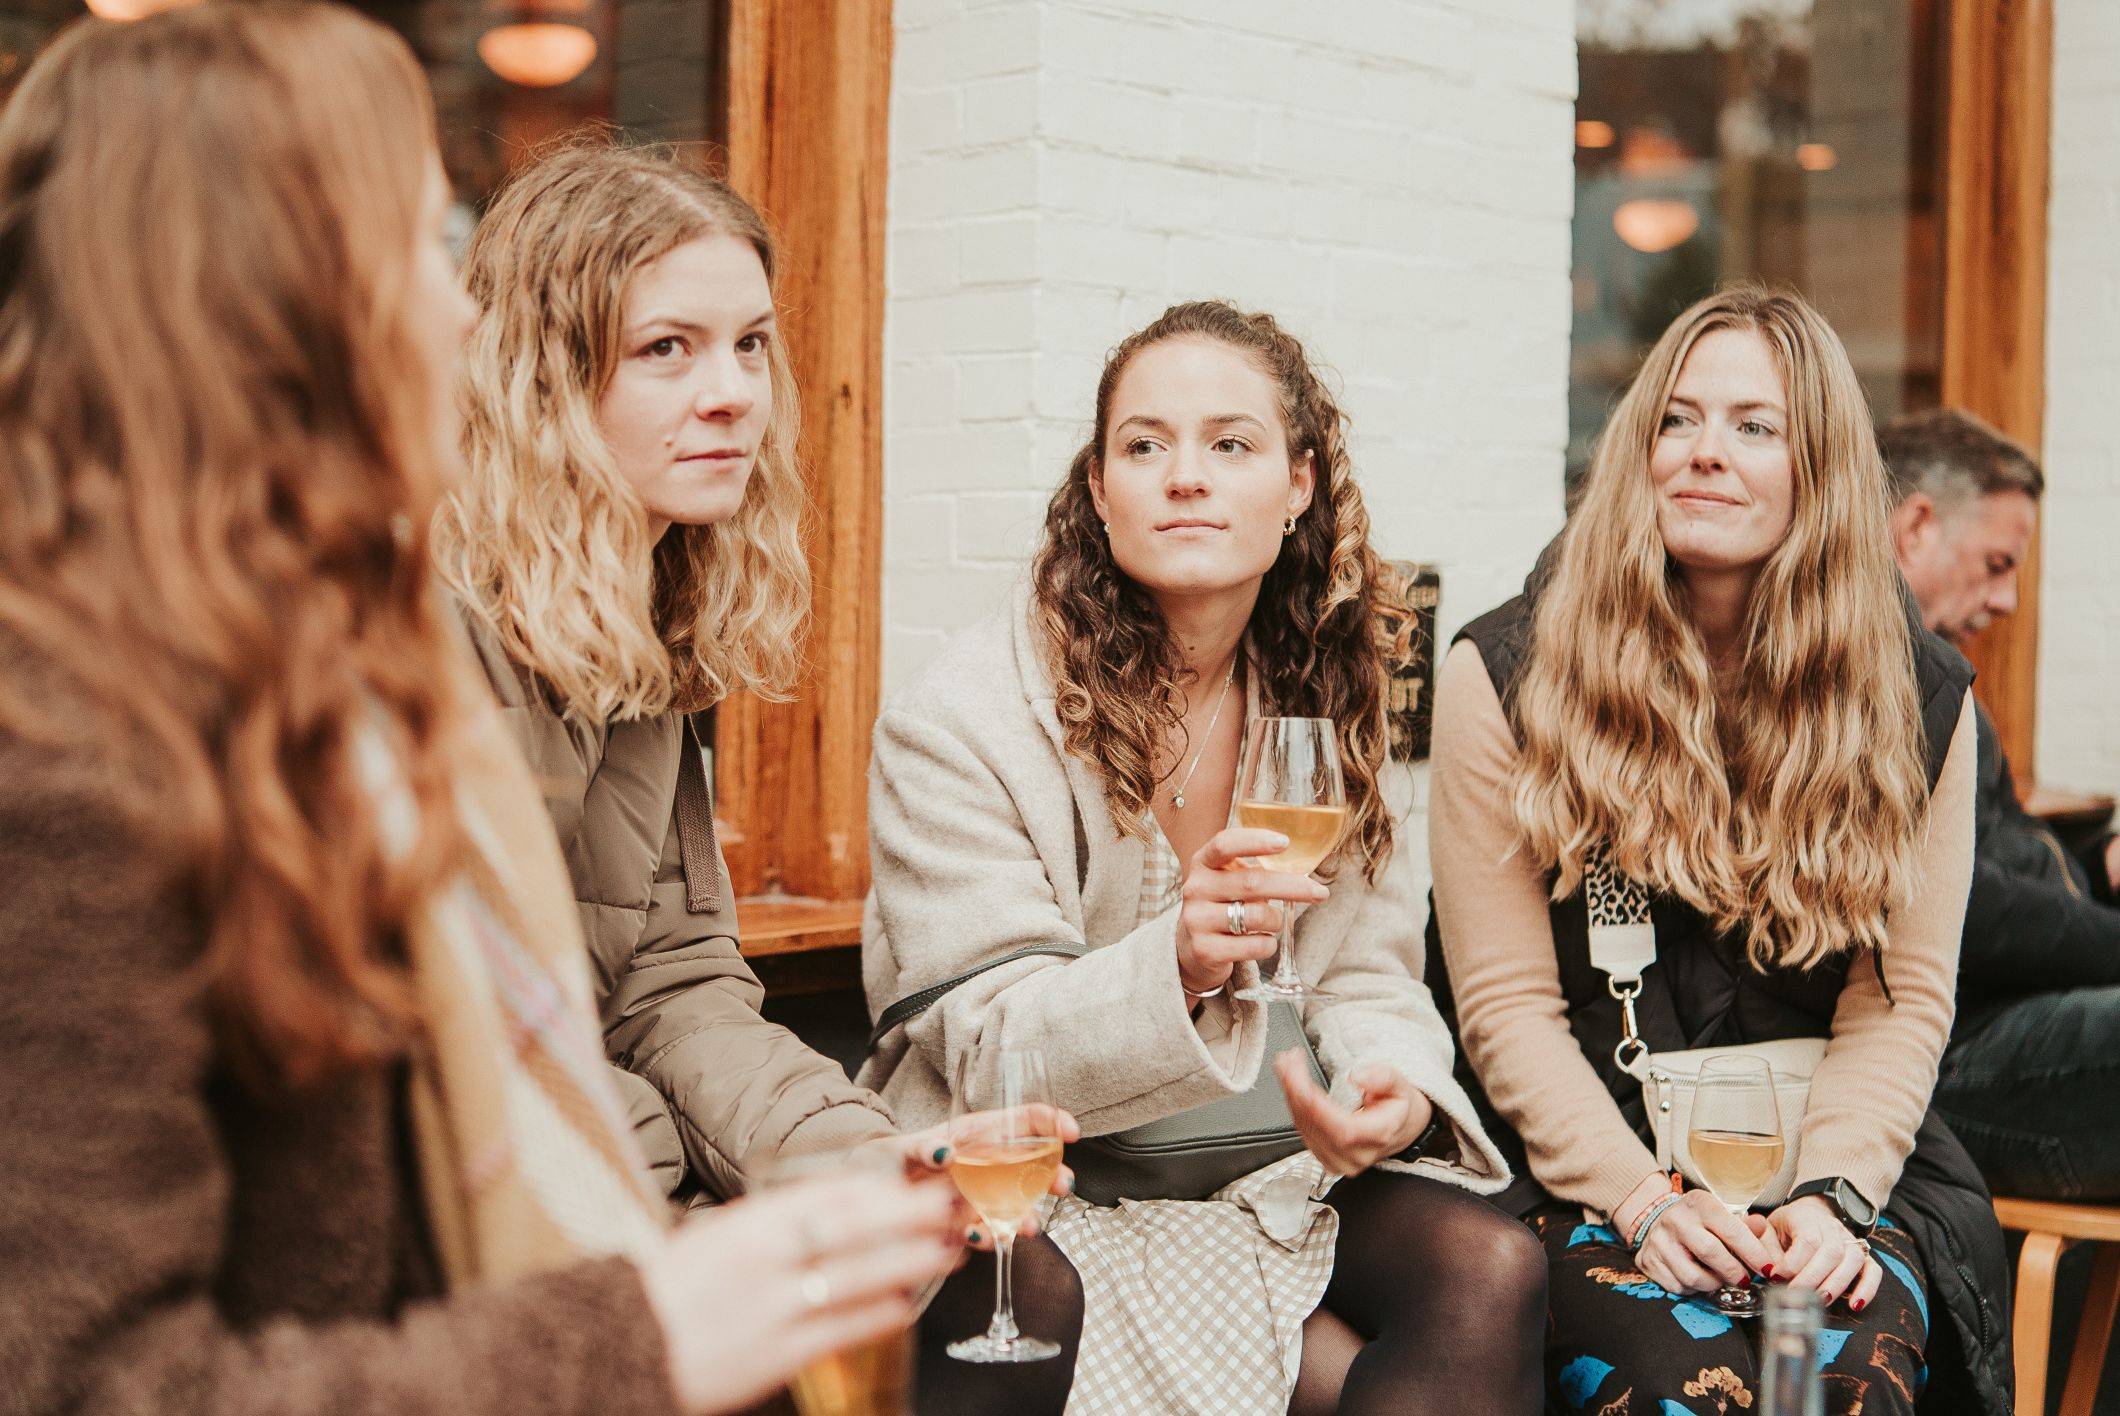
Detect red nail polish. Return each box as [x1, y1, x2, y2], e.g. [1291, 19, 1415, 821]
[1761, 1265, 1775, 1279]
[1852, 1298, 1866, 1312]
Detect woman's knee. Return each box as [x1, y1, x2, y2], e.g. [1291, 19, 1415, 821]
[1432, 1204, 1548, 1317]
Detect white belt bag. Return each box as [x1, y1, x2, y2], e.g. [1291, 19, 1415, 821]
[1585, 853, 1824, 1209]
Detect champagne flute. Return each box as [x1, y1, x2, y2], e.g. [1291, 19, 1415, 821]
[752, 1146, 920, 1416]
[1232, 716, 1349, 1004]
[1686, 1053, 1784, 1319]
[945, 1044, 1065, 1363]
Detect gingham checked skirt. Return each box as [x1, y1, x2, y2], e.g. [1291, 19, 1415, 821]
[1043, 1152, 1338, 1415]
[1035, 819, 1343, 1415]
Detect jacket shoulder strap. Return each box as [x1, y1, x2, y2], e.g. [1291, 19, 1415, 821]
[672, 712, 721, 914]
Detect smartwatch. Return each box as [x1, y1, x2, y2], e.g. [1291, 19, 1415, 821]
[1786, 1176, 1879, 1237]
[1395, 1111, 1454, 1164]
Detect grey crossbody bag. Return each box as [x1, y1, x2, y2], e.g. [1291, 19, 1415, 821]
[870, 946, 1326, 1206]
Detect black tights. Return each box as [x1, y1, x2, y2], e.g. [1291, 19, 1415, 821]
[1297, 1169, 1547, 1416]
[912, 1173, 1543, 1416]
[915, 1233, 1083, 1416]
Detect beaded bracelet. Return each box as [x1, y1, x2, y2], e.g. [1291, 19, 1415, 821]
[1627, 1190, 1686, 1251]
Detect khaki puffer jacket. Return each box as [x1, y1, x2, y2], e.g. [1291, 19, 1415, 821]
[456, 604, 897, 1200]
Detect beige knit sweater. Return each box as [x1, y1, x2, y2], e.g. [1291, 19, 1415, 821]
[1427, 637, 1976, 1220]
[857, 592, 1508, 1194]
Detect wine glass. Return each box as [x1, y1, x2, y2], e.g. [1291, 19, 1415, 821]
[945, 1044, 1065, 1363]
[752, 1146, 920, 1416]
[1685, 1053, 1785, 1319]
[1231, 716, 1349, 1004]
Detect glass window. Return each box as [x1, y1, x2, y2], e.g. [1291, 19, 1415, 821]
[1570, 0, 1947, 496]
[0, 1, 727, 224]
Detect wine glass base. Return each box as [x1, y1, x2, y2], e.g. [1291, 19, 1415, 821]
[947, 1334, 1061, 1363]
[1711, 1286, 1764, 1318]
[1234, 979, 1335, 1004]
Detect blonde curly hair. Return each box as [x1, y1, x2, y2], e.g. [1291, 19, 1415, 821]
[434, 137, 807, 722]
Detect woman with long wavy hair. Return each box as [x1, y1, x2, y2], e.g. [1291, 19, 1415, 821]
[430, 140, 1049, 1209]
[0, 10, 963, 1414]
[1427, 286, 2009, 1414]
[862, 300, 1543, 1415]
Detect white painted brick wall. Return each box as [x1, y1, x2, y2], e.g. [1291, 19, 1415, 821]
[883, 0, 1575, 909]
[884, 0, 1575, 690]
[2039, 0, 2120, 795]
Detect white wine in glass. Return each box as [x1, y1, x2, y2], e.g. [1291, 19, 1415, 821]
[753, 1147, 917, 1416]
[946, 1045, 1064, 1364]
[1686, 1053, 1782, 1319]
[1233, 716, 1348, 1004]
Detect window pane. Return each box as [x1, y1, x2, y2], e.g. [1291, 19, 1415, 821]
[1569, 0, 1947, 495]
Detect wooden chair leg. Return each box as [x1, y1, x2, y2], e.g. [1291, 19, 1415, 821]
[2018, 1231, 2066, 1416]
[2059, 1242, 2120, 1416]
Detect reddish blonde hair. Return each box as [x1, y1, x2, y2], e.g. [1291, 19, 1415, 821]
[0, 3, 469, 1086]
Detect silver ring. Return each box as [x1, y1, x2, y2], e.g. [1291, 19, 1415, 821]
[800, 1270, 832, 1310]
[1227, 900, 1249, 935]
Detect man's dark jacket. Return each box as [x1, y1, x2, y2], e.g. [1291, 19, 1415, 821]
[1956, 703, 2120, 1035]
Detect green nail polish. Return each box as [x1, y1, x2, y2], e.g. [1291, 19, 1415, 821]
[966, 1227, 983, 1244]
[931, 1145, 951, 1165]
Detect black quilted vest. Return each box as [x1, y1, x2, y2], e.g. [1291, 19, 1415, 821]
[1422, 592, 2011, 1415]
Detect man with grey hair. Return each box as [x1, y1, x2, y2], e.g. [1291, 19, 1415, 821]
[1883, 407, 2120, 1201]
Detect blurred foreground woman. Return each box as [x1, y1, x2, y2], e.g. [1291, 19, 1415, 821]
[0, 8, 956, 1414]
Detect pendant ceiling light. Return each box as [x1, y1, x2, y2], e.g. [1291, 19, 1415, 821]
[84, 0, 199, 20]
[1612, 198, 1700, 255]
[479, 7, 596, 89]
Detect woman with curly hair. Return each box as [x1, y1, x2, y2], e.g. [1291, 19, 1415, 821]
[1427, 287, 2010, 1414]
[0, 9, 961, 1415]
[435, 141, 944, 1200]
[862, 300, 1543, 1415]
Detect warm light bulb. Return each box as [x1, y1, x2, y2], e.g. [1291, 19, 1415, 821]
[478, 21, 597, 88]
[84, 0, 200, 20]
[1576, 119, 1616, 149]
[1612, 198, 1700, 254]
[1796, 142, 1838, 172]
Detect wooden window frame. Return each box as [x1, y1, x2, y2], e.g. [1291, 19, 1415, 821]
[714, 0, 891, 953]
[1941, 0, 2052, 774]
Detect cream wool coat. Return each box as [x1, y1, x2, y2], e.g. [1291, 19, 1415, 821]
[858, 592, 1508, 1194]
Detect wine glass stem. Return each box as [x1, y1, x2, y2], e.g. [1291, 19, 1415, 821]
[1270, 907, 1301, 988]
[987, 1232, 1021, 1343]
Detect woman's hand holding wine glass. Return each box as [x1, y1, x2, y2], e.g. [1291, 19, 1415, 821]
[1173, 827, 1328, 998]
[638, 1168, 962, 1415]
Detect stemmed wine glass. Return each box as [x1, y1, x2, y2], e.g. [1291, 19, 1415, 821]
[1685, 1053, 1785, 1319]
[1232, 716, 1349, 1004]
[944, 1043, 1066, 1363]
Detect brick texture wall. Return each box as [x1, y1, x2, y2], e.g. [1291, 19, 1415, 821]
[2038, 0, 2120, 795]
[883, 0, 1576, 701]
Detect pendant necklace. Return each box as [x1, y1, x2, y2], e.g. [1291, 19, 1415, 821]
[1170, 659, 1237, 809]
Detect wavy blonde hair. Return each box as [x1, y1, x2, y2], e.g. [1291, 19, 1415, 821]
[1031, 301, 1411, 882]
[434, 138, 807, 721]
[1511, 286, 1930, 970]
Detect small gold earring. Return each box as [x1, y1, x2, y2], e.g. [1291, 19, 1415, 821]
[1102, 521, 1111, 534]
[1283, 514, 1297, 536]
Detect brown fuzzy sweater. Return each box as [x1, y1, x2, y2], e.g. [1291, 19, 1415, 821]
[0, 726, 680, 1415]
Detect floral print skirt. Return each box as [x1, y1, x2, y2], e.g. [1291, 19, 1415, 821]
[1531, 1205, 1929, 1415]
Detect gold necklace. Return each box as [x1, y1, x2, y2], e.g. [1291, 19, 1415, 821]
[1170, 660, 1237, 810]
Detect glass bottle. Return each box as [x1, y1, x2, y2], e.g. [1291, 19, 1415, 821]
[1758, 1285, 1824, 1416]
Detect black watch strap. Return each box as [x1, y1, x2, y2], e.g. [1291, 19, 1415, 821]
[1787, 1177, 1878, 1235]
[1396, 1110, 1452, 1164]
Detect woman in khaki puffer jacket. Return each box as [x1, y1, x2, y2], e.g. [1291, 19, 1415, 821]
[434, 140, 903, 1204]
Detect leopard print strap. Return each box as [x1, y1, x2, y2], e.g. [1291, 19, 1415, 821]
[1584, 847, 1652, 928]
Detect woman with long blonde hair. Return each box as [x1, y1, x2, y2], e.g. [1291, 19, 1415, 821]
[863, 301, 1540, 1415]
[1428, 286, 2008, 1414]
[0, 10, 962, 1413]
